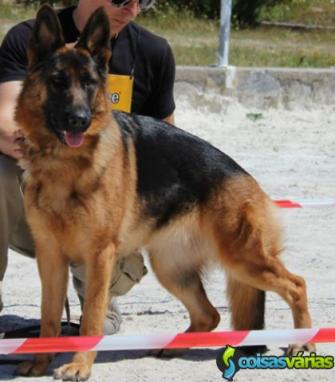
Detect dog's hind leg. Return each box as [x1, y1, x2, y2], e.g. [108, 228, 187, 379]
[211, 195, 314, 355]
[150, 254, 220, 333]
[148, 246, 220, 357]
[16, 240, 69, 377]
[226, 260, 314, 355]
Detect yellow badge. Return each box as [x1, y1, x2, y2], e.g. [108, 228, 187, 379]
[107, 74, 134, 113]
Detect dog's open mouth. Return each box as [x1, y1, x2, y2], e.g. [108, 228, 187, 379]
[63, 131, 85, 148]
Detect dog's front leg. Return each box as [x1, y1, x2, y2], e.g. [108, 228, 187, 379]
[54, 242, 116, 381]
[16, 241, 68, 377]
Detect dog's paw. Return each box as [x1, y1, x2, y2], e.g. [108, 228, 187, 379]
[16, 359, 50, 377]
[286, 342, 316, 356]
[54, 362, 91, 381]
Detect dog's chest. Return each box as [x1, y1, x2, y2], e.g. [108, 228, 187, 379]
[30, 186, 110, 263]
[25, 175, 108, 252]
[32, 180, 85, 217]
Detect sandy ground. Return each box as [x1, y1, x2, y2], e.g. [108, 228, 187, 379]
[0, 94, 334, 381]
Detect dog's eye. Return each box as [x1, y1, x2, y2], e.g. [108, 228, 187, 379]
[81, 77, 97, 88]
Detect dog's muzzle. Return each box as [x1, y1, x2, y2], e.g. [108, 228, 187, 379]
[63, 107, 92, 148]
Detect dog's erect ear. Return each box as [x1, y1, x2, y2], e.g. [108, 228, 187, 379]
[28, 4, 65, 67]
[75, 7, 111, 75]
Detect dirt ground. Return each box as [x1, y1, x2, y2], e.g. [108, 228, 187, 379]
[0, 94, 334, 381]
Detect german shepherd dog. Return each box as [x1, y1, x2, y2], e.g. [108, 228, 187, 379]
[15, 5, 314, 381]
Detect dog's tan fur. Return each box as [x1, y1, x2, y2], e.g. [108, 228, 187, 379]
[14, 5, 314, 381]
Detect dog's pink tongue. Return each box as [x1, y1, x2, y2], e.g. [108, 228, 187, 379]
[64, 132, 84, 148]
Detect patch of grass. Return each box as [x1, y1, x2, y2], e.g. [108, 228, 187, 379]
[230, 43, 335, 67]
[139, 9, 220, 66]
[0, 3, 35, 20]
[259, 0, 335, 25]
[246, 112, 264, 121]
[0, 4, 36, 42]
[229, 27, 335, 67]
[140, 6, 218, 38]
[139, 11, 335, 67]
[172, 45, 217, 66]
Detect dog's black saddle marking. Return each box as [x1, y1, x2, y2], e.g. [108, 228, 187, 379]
[114, 111, 249, 229]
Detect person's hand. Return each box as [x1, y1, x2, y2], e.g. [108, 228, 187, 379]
[0, 129, 24, 159]
[66, 42, 76, 49]
[0, 81, 25, 160]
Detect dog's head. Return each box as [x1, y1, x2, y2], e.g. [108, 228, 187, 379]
[16, 4, 111, 149]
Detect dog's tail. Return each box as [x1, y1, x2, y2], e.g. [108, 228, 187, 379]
[227, 276, 265, 331]
[227, 277, 268, 355]
[224, 196, 282, 354]
[225, 197, 277, 333]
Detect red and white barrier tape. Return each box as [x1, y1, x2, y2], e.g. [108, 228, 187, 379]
[1, 328, 334, 355]
[274, 199, 335, 208]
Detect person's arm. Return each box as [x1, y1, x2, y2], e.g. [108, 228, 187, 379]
[0, 81, 23, 159]
[154, 42, 175, 123]
[141, 38, 176, 122]
[0, 21, 33, 160]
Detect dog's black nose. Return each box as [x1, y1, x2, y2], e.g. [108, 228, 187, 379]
[67, 108, 91, 132]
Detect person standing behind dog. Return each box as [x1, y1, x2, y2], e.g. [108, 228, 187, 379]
[0, 0, 175, 334]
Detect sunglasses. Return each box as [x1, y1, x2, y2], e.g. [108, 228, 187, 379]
[110, 0, 155, 11]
